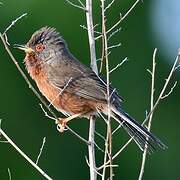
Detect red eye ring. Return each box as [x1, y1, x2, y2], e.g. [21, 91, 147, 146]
[35, 44, 45, 52]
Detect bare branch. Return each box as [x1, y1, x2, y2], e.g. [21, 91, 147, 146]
[88, 116, 97, 180]
[85, 156, 103, 177]
[96, 0, 140, 40]
[146, 68, 152, 76]
[98, 137, 133, 170]
[86, 0, 98, 74]
[107, 0, 140, 34]
[112, 122, 124, 135]
[0, 124, 52, 180]
[100, 0, 113, 179]
[109, 57, 128, 73]
[48, 77, 72, 107]
[95, 130, 106, 141]
[80, 24, 102, 35]
[86, 0, 98, 179]
[104, 0, 115, 12]
[138, 48, 157, 180]
[161, 81, 177, 99]
[144, 50, 180, 125]
[7, 168, 12, 180]
[65, 0, 87, 11]
[0, 140, 9, 143]
[3, 13, 27, 45]
[107, 28, 121, 41]
[94, 141, 104, 152]
[36, 137, 46, 165]
[39, 104, 57, 121]
[174, 63, 180, 71]
[96, 108, 108, 123]
[107, 43, 121, 50]
[3, 13, 27, 35]
[78, 0, 86, 8]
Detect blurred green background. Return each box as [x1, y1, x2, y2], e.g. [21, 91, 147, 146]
[0, 0, 179, 179]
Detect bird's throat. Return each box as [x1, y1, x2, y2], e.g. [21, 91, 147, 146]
[25, 53, 42, 80]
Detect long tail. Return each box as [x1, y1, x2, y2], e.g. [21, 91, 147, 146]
[111, 107, 167, 153]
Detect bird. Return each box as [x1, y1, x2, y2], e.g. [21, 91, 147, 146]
[16, 26, 166, 153]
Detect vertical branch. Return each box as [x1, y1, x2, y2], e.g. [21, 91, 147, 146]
[86, 0, 98, 75]
[138, 48, 157, 180]
[101, 0, 113, 179]
[86, 1, 97, 180]
[88, 116, 97, 180]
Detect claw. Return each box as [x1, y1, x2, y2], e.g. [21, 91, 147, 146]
[56, 118, 67, 133]
[55, 113, 82, 133]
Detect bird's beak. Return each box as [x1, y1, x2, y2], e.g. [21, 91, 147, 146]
[14, 44, 34, 53]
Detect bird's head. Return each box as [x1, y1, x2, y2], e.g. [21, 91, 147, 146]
[16, 26, 68, 63]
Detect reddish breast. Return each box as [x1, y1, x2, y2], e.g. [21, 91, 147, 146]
[25, 54, 62, 110]
[24, 53, 99, 116]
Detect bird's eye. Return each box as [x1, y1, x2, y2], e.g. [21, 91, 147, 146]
[35, 44, 45, 52]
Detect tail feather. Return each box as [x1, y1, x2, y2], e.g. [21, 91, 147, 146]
[111, 107, 167, 153]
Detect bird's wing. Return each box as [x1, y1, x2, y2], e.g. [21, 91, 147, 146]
[48, 58, 123, 105]
[68, 73, 123, 104]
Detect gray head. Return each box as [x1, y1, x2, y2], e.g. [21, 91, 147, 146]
[17, 27, 68, 61]
[27, 27, 66, 49]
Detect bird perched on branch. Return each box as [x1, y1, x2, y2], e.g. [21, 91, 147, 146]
[17, 27, 166, 153]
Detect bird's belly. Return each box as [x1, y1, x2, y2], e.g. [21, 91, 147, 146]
[36, 76, 96, 116]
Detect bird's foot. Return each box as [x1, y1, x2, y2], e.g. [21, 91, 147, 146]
[56, 118, 68, 133]
[55, 113, 83, 133]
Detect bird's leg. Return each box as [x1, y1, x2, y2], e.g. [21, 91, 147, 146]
[56, 113, 82, 133]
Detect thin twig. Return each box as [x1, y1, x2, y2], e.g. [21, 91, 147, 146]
[96, 0, 140, 40]
[3, 13, 27, 35]
[107, 0, 140, 34]
[3, 13, 27, 45]
[143, 51, 180, 125]
[39, 104, 57, 121]
[0, 140, 9, 143]
[107, 43, 121, 50]
[94, 141, 104, 152]
[101, 0, 113, 179]
[0, 126, 52, 180]
[80, 24, 102, 35]
[78, 0, 86, 8]
[104, 0, 115, 12]
[36, 137, 46, 165]
[95, 130, 106, 142]
[138, 48, 157, 180]
[7, 168, 12, 180]
[107, 28, 121, 41]
[48, 77, 72, 107]
[161, 81, 177, 99]
[85, 156, 103, 177]
[96, 109, 108, 124]
[98, 137, 133, 170]
[112, 122, 124, 135]
[109, 57, 128, 74]
[65, 0, 87, 11]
